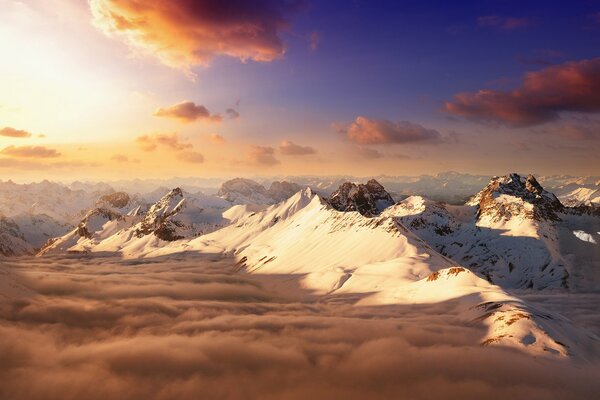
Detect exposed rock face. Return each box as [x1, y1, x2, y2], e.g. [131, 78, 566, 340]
[217, 178, 269, 203]
[328, 179, 394, 217]
[134, 188, 188, 241]
[76, 208, 124, 239]
[218, 178, 304, 205]
[468, 173, 564, 222]
[0, 213, 34, 256]
[98, 192, 131, 209]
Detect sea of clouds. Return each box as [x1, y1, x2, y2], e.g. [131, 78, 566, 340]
[0, 254, 599, 400]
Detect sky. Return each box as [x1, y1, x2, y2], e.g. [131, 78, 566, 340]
[0, 0, 599, 181]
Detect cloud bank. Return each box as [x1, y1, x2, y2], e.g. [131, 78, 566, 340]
[0, 145, 60, 158]
[0, 257, 598, 400]
[444, 58, 600, 127]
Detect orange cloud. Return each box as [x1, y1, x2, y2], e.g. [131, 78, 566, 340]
[279, 140, 316, 155]
[90, 0, 299, 72]
[210, 134, 227, 145]
[0, 127, 32, 138]
[153, 101, 221, 123]
[335, 116, 441, 145]
[136, 133, 192, 152]
[135, 133, 204, 163]
[444, 58, 600, 126]
[0, 145, 60, 158]
[179, 151, 205, 164]
[248, 145, 279, 165]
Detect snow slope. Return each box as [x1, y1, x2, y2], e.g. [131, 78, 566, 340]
[131, 189, 590, 358]
[385, 174, 600, 291]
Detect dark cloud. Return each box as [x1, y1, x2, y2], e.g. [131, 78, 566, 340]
[0, 256, 598, 400]
[477, 15, 531, 30]
[154, 101, 222, 123]
[0, 145, 60, 158]
[248, 145, 280, 165]
[90, 0, 303, 72]
[444, 58, 600, 127]
[0, 127, 32, 138]
[335, 116, 441, 145]
[225, 108, 240, 120]
[279, 140, 316, 155]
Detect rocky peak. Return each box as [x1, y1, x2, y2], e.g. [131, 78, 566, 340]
[266, 181, 302, 202]
[218, 179, 266, 198]
[468, 173, 563, 222]
[132, 187, 216, 241]
[327, 179, 394, 217]
[98, 192, 131, 209]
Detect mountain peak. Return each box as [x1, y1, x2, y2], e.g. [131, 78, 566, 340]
[469, 173, 563, 222]
[327, 179, 394, 217]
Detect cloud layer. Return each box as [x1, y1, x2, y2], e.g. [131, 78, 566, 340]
[444, 58, 600, 126]
[154, 102, 222, 123]
[0, 256, 599, 400]
[90, 0, 300, 71]
[0, 145, 60, 158]
[335, 116, 441, 145]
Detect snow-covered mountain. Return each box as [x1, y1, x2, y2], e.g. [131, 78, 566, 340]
[38, 191, 145, 255]
[327, 179, 394, 216]
[385, 173, 600, 291]
[35, 182, 599, 357]
[39, 188, 233, 255]
[134, 188, 589, 358]
[217, 178, 302, 205]
[0, 180, 114, 224]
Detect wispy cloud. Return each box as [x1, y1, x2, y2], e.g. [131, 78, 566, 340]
[477, 15, 531, 30]
[248, 145, 280, 165]
[0, 145, 60, 158]
[136, 133, 192, 152]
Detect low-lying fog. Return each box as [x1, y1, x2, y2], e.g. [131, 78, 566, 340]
[1, 255, 599, 400]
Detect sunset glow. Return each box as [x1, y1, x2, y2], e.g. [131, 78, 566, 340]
[1, 0, 599, 182]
